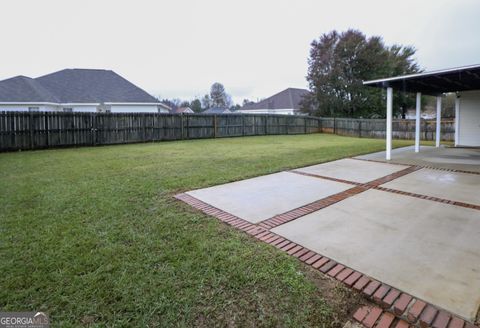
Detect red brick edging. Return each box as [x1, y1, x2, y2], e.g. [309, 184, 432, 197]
[175, 192, 478, 328]
[351, 157, 480, 176]
[258, 163, 476, 233]
[375, 186, 480, 211]
[290, 170, 363, 186]
[257, 165, 425, 230]
[174, 193, 268, 236]
[258, 185, 368, 229]
[175, 161, 479, 328]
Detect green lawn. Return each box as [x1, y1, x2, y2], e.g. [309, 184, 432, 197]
[0, 134, 418, 327]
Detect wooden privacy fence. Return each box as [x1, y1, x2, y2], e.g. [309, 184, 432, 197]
[0, 112, 456, 152]
[319, 117, 455, 142]
[0, 112, 321, 151]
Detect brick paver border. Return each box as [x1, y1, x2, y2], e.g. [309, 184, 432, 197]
[375, 186, 480, 211]
[257, 165, 424, 230]
[174, 160, 480, 328]
[258, 185, 368, 229]
[289, 170, 363, 186]
[351, 157, 480, 176]
[176, 191, 478, 328]
[288, 166, 479, 214]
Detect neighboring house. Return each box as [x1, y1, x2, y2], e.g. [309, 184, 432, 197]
[238, 88, 310, 115]
[0, 68, 170, 113]
[171, 107, 194, 114]
[404, 107, 436, 119]
[202, 107, 232, 114]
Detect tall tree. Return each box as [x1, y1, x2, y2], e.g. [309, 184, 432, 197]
[229, 104, 241, 111]
[242, 99, 254, 106]
[209, 82, 232, 108]
[190, 99, 202, 112]
[303, 29, 421, 118]
[201, 94, 212, 109]
[161, 98, 181, 110]
[180, 101, 190, 108]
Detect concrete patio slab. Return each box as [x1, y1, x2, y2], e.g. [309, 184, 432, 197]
[295, 158, 409, 183]
[186, 172, 352, 223]
[356, 146, 480, 173]
[271, 189, 480, 321]
[381, 168, 480, 206]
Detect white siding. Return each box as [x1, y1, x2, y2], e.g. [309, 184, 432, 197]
[458, 90, 480, 147]
[0, 104, 58, 112]
[110, 105, 159, 113]
[237, 108, 297, 115]
[71, 105, 97, 113]
[0, 104, 163, 113]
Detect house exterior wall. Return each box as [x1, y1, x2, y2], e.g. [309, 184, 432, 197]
[0, 104, 58, 112]
[109, 105, 159, 113]
[237, 108, 297, 115]
[458, 90, 480, 147]
[70, 105, 98, 112]
[0, 104, 165, 113]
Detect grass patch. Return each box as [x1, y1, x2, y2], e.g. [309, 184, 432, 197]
[0, 134, 418, 327]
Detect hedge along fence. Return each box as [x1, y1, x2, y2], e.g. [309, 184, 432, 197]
[319, 117, 455, 142]
[0, 112, 321, 151]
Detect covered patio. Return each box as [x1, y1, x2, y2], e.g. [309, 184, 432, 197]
[178, 154, 480, 323]
[364, 64, 480, 160]
[356, 145, 480, 173]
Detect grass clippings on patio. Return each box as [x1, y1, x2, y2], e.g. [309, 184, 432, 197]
[0, 134, 418, 327]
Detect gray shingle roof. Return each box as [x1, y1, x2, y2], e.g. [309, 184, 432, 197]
[241, 88, 309, 110]
[0, 76, 60, 103]
[0, 69, 159, 104]
[36, 69, 159, 103]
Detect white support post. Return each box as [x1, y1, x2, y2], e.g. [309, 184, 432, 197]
[415, 92, 421, 153]
[386, 87, 393, 160]
[435, 96, 441, 147]
[454, 96, 460, 146]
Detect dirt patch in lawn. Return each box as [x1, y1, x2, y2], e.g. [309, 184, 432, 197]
[302, 265, 368, 326]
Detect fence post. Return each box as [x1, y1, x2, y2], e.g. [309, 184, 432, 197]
[358, 120, 362, 138]
[29, 111, 34, 149]
[424, 120, 428, 140]
[304, 118, 307, 134]
[333, 117, 336, 134]
[45, 112, 49, 147]
[242, 114, 245, 136]
[265, 116, 268, 135]
[180, 114, 184, 139]
[214, 115, 217, 138]
[10, 112, 15, 149]
[91, 112, 96, 146]
[143, 114, 147, 141]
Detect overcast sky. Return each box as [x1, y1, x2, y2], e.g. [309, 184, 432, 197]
[1, 0, 479, 104]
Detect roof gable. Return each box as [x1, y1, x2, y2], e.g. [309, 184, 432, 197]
[171, 107, 194, 113]
[241, 88, 309, 110]
[35, 69, 159, 103]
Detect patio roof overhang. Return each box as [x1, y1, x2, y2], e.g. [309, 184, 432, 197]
[363, 64, 480, 160]
[363, 64, 480, 95]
